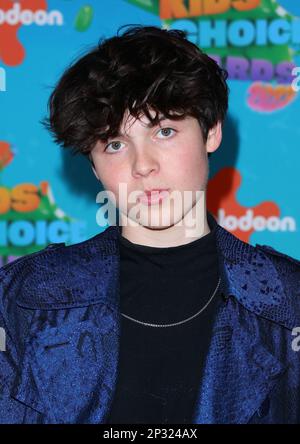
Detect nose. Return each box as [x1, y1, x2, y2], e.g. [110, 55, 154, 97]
[131, 144, 159, 178]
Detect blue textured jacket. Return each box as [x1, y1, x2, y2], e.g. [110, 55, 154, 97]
[0, 213, 300, 424]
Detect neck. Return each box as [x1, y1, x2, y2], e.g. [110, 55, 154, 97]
[119, 195, 210, 248]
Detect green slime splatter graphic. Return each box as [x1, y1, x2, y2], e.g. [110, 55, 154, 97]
[74, 5, 94, 32]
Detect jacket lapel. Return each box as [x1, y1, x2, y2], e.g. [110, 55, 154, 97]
[11, 304, 120, 423]
[192, 296, 287, 423]
[191, 213, 294, 423]
[11, 229, 122, 424]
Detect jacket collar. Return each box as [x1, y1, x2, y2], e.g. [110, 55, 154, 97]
[16, 212, 297, 331]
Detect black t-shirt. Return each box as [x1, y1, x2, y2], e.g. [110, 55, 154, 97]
[107, 222, 223, 424]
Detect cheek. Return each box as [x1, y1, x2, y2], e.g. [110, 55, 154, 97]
[94, 164, 121, 192]
[97, 169, 132, 210]
[171, 144, 207, 181]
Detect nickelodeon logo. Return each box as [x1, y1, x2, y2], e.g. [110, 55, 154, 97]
[0, 2, 63, 26]
[218, 209, 296, 232]
[207, 167, 297, 243]
[160, 0, 260, 19]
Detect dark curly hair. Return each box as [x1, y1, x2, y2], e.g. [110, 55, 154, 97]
[42, 25, 229, 160]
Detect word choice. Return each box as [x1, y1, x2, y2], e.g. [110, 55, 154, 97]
[0, 220, 86, 246]
[170, 19, 300, 48]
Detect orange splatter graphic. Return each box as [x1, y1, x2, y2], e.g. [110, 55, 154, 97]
[207, 167, 280, 243]
[40, 180, 49, 195]
[0, 0, 47, 66]
[0, 141, 14, 169]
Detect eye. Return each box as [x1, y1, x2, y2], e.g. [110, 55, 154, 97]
[104, 141, 125, 153]
[157, 127, 176, 138]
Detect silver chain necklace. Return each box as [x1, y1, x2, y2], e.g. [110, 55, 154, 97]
[120, 277, 221, 328]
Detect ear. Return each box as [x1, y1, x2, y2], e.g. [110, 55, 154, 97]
[206, 121, 222, 154]
[89, 154, 100, 180]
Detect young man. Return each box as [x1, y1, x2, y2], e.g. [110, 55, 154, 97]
[0, 25, 300, 424]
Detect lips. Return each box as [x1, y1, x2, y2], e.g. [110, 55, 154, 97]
[139, 189, 170, 205]
[144, 188, 168, 195]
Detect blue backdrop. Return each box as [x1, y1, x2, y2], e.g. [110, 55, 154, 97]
[0, 0, 299, 264]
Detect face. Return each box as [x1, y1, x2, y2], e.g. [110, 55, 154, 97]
[90, 109, 222, 234]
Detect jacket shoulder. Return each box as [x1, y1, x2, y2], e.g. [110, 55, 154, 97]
[0, 242, 66, 318]
[255, 243, 300, 311]
[1, 242, 65, 274]
[255, 243, 300, 268]
[0, 226, 113, 276]
[0, 228, 116, 311]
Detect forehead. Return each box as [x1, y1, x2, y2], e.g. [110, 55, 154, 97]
[120, 108, 186, 132]
[124, 108, 156, 124]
